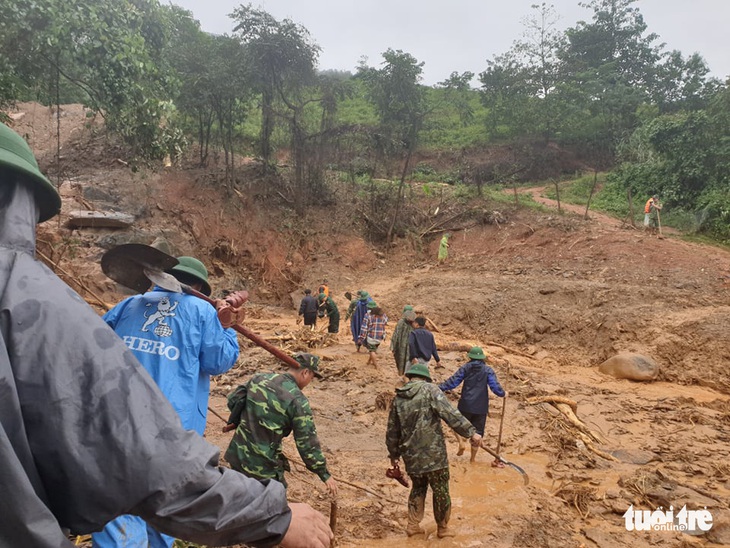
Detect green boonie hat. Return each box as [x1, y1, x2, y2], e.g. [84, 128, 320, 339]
[359, 291, 370, 299]
[170, 256, 211, 296]
[367, 300, 377, 309]
[403, 305, 414, 312]
[405, 362, 431, 381]
[468, 346, 486, 360]
[294, 352, 323, 379]
[0, 122, 61, 222]
[318, 293, 326, 301]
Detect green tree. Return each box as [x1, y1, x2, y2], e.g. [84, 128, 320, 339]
[557, 0, 661, 159]
[0, 0, 180, 158]
[230, 4, 320, 171]
[357, 49, 426, 242]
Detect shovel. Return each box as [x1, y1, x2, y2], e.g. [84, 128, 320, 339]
[491, 392, 508, 469]
[101, 244, 301, 370]
[656, 208, 664, 239]
[480, 444, 530, 485]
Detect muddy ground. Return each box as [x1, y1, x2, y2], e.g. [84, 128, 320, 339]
[9, 103, 730, 547]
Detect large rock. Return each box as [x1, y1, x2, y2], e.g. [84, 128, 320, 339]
[599, 353, 659, 381]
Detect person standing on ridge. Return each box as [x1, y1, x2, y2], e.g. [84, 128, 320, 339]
[437, 233, 450, 264]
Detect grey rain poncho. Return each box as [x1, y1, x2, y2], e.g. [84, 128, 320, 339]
[0, 181, 290, 546]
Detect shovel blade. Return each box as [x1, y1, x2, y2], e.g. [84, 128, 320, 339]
[101, 244, 179, 293]
[144, 268, 183, 293]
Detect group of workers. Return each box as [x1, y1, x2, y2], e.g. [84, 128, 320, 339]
[1, 121, 507, 546]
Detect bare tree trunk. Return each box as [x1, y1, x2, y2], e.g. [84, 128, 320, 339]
[386, 147, 413, 245]
[584, 170, 598, 220]
[627, 187, 635, 227]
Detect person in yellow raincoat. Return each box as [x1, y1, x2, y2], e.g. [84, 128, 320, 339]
[437, 233, 450, 263]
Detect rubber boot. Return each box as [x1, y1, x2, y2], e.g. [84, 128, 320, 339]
[406, 496, 425, 537]
[470, 445, 479, 463]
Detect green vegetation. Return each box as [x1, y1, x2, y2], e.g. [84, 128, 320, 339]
[1, 0, 728, 242]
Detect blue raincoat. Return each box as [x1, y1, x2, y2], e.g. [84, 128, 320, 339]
[349, 297, 372, 344]
[102, 290, 239, 435]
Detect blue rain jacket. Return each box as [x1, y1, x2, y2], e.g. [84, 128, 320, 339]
[439, 359, 505, 414]
[103, 290, 239, 435]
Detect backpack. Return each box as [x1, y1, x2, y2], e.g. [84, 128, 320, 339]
[225, 384, 248, 428]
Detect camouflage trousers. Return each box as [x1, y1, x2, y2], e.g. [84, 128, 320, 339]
[408, 467, 451, 527]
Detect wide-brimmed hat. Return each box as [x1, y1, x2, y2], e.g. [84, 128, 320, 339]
[0, 122, 61, 222]
[468, 346, 486, 360]
[294, 352, 323, 379]
[169, 256, 211, 296]
[367, 300, 378, 309]
[359, 291, 370, 300]
[405, 362, 431, 381]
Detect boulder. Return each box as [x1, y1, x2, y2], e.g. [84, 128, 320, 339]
[598, 353, 659, 381]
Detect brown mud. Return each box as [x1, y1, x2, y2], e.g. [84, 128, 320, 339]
[7, 102, 730, 547]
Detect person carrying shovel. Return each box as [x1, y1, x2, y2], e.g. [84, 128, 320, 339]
[93, 256, 243, 548]
[439, 346, 506, 464]
[386, 363, 481, 538]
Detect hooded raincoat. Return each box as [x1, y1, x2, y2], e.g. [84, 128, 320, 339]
[0, 182, 290, 547]
[349, 296, 372, 344]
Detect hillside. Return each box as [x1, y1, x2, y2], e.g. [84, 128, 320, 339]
[11, 102, 730, 547]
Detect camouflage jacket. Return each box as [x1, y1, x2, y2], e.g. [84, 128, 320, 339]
[386, 379, 475, 475]
[225, 372, 331, 483]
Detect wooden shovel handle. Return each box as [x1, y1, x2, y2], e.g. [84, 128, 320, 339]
[181, 284, 301, 369]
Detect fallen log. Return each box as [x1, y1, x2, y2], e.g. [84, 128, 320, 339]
[67, 210, 135, 228]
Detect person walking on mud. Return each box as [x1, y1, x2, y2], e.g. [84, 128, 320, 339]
[439, 347, 506, 463]
[386, 363, 481, 538]
[408, 316, 441, 368]
[298, 288, 319, 329]
[225, 353, 338, 497]
[94, 255, 243, 548]
[349, 290, 372, 352]
[390, 306, 416, 377]
[318, 292, 340, 335]
[437, 233, 450, 264]
[357, 304, 388, 367]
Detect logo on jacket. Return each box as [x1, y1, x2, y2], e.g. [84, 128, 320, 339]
[141, 296, 178, 337]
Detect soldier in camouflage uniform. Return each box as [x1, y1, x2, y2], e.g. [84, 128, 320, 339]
[225, 353, 338, 497]
[386, 363, 481, 538]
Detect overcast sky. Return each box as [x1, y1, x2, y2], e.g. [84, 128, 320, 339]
[171, 0, 730, 86]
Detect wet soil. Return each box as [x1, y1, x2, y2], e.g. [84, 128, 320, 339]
[7, 102, 730, 547]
